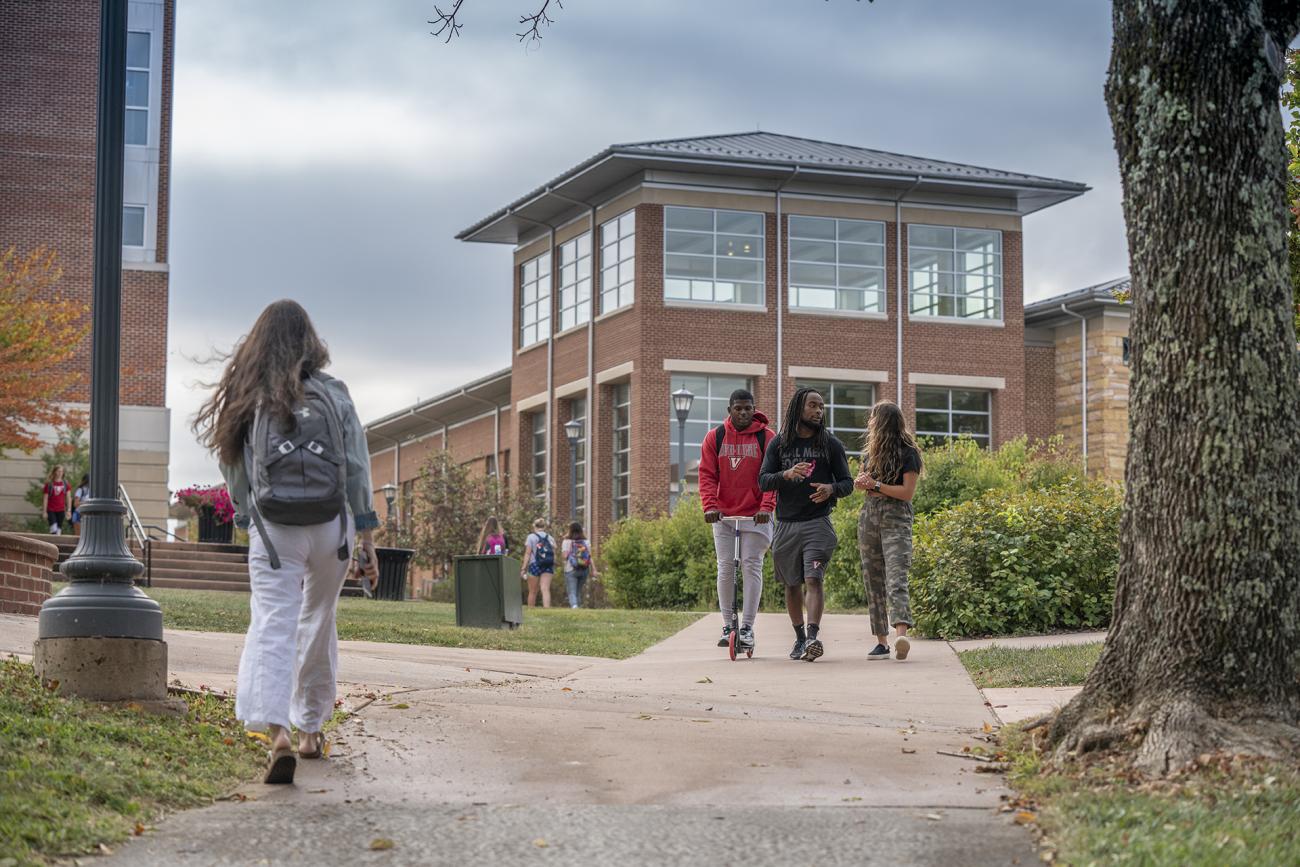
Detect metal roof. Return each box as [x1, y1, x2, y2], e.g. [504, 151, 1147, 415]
[457, 131, 1091, 243]
[364, 367, 512, 449]
[1025, 277, 1131, 327]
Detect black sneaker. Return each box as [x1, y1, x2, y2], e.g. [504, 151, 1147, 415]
[802, 638, 824, 661]
[867, 643, 890, 660]
[717, 626, 733, 648]
[738, 626, 755, 649]
[789, 638, 806, 660]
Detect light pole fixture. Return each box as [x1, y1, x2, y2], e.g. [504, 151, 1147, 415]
[672, 387, 694, 510]
[35, 0, 166, 703]
[564, 418, 583, 522]
[381, 482, 398, 530]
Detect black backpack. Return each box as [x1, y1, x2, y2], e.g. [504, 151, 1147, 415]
[533, 533, 555, 570]
[713, 424, 771, 461]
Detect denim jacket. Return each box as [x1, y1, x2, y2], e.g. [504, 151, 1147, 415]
[220, 372, 380, 532]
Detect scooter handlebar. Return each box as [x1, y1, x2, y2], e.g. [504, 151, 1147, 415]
[721, 515, 756, 522]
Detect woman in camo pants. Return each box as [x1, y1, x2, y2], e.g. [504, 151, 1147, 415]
[855, 401, 923, 662]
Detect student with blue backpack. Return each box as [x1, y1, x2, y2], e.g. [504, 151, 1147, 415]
[194, 300, 380, 785]
[561, 522, 597, 609]
[521, 517, 557, 607]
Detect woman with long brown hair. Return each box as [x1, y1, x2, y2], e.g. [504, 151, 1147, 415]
[193, 300, 379, 784]
[855, 400, 923, 662]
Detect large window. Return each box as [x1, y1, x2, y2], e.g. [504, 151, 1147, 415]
[600, 211, 635, 314]
[126, 31, 150, 146]
[909, 226, 1002, 321]
[519, 252, 552, 348]
[668, 374, 750, 504]
[558, 233, 592, 331]
[530, 412, 547, 499]
[664, 207, 764, 306]
[915, 387, 991, 446]
[123, 206, 146, 248]
[794, 380, 875, 447]
[612, 384, 631, 520]
[569, 397, 587, 523]
[789, 216, 886, 313]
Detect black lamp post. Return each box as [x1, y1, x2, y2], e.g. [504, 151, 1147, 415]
[35, 0, 166, 702]
[672, 387, 695, 510]
[564, 418, 583, 522]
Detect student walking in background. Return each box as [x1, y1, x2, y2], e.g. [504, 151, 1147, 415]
[521, 517, 557, 608]
[477, 515, 509, 555]
[759, 388, 855, 662]
[561, 522, 597, 608]
[42, 465, 70, 535]
[71, 473, 89, 536]
[193, 299, 379, 785]
[855, 401, 923, 662]
[699, 388, 776, 652]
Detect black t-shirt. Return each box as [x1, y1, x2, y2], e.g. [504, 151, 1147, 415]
[875, 446, 922, 486]
[758, 432, 855, 522]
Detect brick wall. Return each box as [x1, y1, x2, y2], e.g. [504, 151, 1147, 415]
[1053, 314, 1130, 480]
[0, 533, 56, 616]
[1024, 344, 1057, 443]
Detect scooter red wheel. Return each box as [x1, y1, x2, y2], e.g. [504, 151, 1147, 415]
[728, 629, 738, 661]
[745, 647, 753, 658]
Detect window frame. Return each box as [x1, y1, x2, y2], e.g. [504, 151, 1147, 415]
[667, 373, 752, 506]
[612, 384, 631, 521]
[557, 233, 593, 333]
[569, 396, 587, 523]
[530, 412, 547, 500]
[122, 205, 146, 248]
[519, 252, 552, 349]
[662, 206, 766, 309]
[793, 379, 876, 446]
[907, 224, 1004, 323]
[600, 210, 636, 315]
[125, 30, 150, 147]
[787, 215, 887, 316]
[914, 386, 993, 447]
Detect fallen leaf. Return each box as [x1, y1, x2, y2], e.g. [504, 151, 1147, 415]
[902, 748, 917, 754]
[133, 822, 146, 836]
[308, 789, 329, 794]
[246, 731, 270, 744]
[696, 677, 713, 684]
[222, 737, 235, 746]
[533, 839, 548, 848]
[925, 813, 943, 821]
[1014, 811, 1037, 825]
[369, 838, 395, 851]
[389, 703, 410, 710]
[983, 721, 993, 734]
[635, 714, 654, 720]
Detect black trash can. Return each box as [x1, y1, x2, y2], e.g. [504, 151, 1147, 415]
[373, 547, 415, 601]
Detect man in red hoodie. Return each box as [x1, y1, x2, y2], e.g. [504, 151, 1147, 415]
[699, 388, 777, 652]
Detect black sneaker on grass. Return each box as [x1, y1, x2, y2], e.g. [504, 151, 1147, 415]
[789, 638, 806, 660]
[802, 638, 824, 661]
[717, 626, 733, 648]
[867, 643, 890, 660]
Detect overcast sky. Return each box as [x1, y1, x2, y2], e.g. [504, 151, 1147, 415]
[166, 0, 1125, 487]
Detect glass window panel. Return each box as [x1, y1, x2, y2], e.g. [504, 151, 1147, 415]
[790, 215, 835, 240]
[951, 390, 989, 413]
[620, 211, 635, 235]
[524, 260, 537, 282]
[665, 279, 690, 299]
[715, 234, 760, 258]
[910, 225, 953, 248]
[666, 254, 713, 279]
[562, 263, 576, 285]
[838, 243, 884, 267]
[737, 284, 761, 305]
[692, 280, 714, 301]
[836, 289, 868, 311]
[839, 266, 882, 290]
[666, 230, 713, 255]
[916, 388, 949, 410]
[958, 252, 999, 274]
[795, 286, 836, 308]
[717, 257, 761, 282]
[126, 70, 149, 108]
[911, 249, 954, 273]
[618, 237, 635, 261]
[124, 109, 148, 146]
[953, 413, 990, 436]
[955, 228, 1000, 254]
[837, 406, 869, 434]
[915, 411, 951, 433]
[538, 253, 551, 275]
[838, 382, 875, 407]
[716, 210, 763, 235]
[790, 239, 836, 263]
[577, 234, 591, 257]
[578, 257, 591, 280]
[711, 281, 734, 302]
[838, 220, 884, 244]
[127, 31, 151, 68]
[619, 258, 635, 284]
[603, 266, 618, 288]
[665, 206, 713, 231]
[122, 206, 145, 247]
[792, 262, 836, 286]
[601, 223, 617, 245]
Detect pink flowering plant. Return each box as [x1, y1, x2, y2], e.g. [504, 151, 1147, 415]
[174, 484, 235, 525]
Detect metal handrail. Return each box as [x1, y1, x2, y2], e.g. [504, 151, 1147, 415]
[117, 484, 152, 587]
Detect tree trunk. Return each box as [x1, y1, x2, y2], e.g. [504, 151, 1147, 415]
[1047, 0, 1300, 774]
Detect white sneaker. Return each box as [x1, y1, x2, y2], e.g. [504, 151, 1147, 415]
[894, 634, 910, 661]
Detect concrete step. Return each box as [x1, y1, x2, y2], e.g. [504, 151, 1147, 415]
[143, 576, 364, 598]
[141, 548, 249, 566]
[148, 565, 250, 582]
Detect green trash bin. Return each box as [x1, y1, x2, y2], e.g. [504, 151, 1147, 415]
[453, 555, 523, 629]
[373, 547, 414, 601]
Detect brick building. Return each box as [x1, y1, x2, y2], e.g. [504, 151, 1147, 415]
[366, 132, 1091, 551]
[0, 0, 175, 531]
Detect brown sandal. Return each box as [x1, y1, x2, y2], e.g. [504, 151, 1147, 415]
[264, 746, 297, 784]
[297, 731, 326, 759]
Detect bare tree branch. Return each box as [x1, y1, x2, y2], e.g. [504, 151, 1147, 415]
[428, 0, 466, 43]
[516, 0, 561, 44]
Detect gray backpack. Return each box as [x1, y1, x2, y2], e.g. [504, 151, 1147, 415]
[244, 375, 349, 569]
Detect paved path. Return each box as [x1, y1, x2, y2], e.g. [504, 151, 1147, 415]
[948, 630, 1103, 724]
[3, 612, 1037, 865]
[948, 630, 1106, 651]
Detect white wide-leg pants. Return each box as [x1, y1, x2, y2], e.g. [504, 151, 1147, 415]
[235, 516, 353, 733]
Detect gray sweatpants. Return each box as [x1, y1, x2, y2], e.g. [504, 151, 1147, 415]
[713, 520, 771, 629]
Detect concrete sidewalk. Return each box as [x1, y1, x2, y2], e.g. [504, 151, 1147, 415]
[3, 611, 1037, 865]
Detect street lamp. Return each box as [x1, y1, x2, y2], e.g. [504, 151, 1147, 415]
[564, 418, 583, 522]
[35, 0, 167, 704]
[672, 387, 695, 510]
[381, 482, 397, 531]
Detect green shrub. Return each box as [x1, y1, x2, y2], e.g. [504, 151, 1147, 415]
[602, 496, 715, 609]
[910, 481, 1121, 639]
[912, 435, 1082, 515]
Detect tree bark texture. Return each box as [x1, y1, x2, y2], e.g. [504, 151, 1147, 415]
[1048, 0, 1300, 774]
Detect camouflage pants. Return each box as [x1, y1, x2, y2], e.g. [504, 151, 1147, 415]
[858, 497, 914, 637]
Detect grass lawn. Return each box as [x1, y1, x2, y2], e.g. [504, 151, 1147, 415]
[1000, 725, 1300, 866]
[99, 585, 700, 660]
[0, 657, 265, 866]
[959, 642, 1103, 688]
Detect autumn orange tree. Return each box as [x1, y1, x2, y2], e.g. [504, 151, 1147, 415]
[0, 247, 90, 452]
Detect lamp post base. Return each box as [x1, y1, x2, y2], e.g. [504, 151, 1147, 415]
[33, 635, 168, 701]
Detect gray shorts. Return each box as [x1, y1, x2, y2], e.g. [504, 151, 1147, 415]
[772, 516, 838, 586]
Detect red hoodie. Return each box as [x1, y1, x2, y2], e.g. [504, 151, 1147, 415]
[699, 412, 778, 517]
